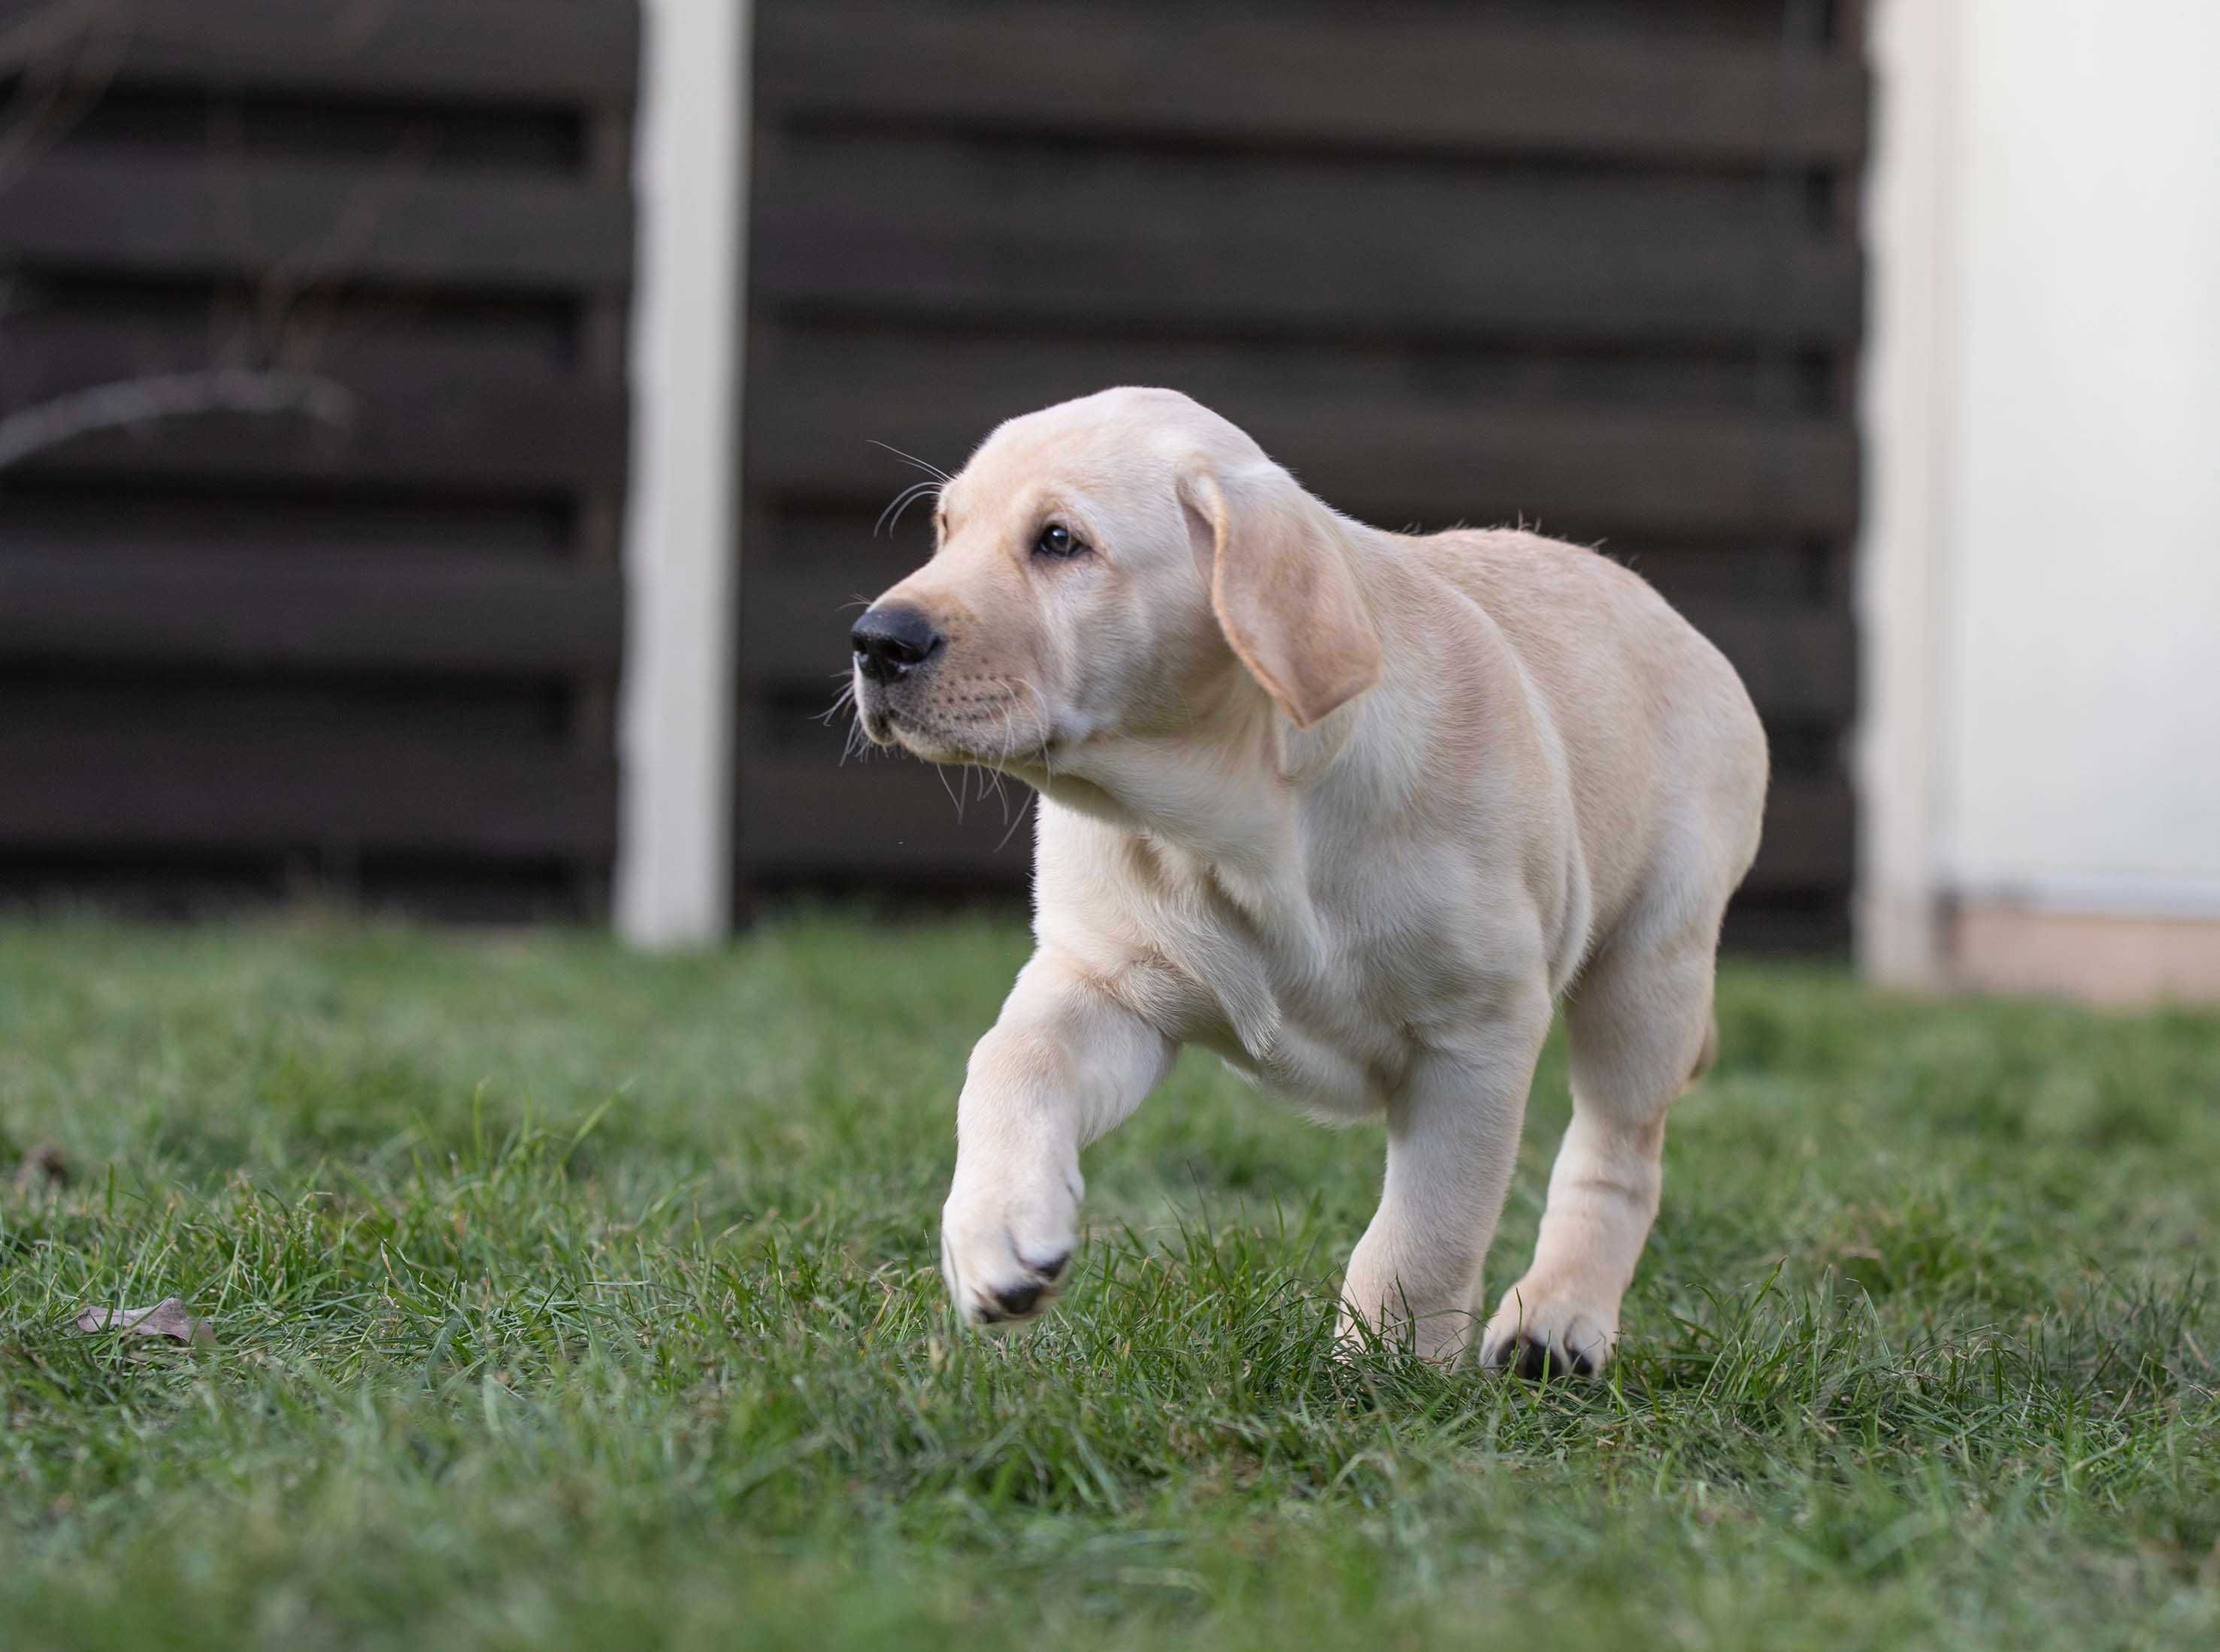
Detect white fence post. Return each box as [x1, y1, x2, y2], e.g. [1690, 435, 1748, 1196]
[616, 0, 750, 948]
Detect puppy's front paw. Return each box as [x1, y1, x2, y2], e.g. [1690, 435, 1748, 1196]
[1479, 1284, 1615, 1380]
[939, 1168, 1080, 1329]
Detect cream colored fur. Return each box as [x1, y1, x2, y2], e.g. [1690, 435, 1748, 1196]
[854, 387, 1767, 1373]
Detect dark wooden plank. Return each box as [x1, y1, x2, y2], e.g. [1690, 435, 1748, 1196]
[741, 756, 1851, 897]
[1749, 773, 1855, 893]
[741, 755, 1040, 880]
[94, 0, 640, 108]
[753, 137, 1859, 346]
[0, 554, 622, 674]
[570, 101, 638, 913]
[0, 492, 571, 559]
[744, 316, 1842, 421]
[2, 301, 577, 401]
[0, 855, 589, 924]
[0, 728, 613, 858]
[0, 153, 632, 291]
[3, 358, 625, 495]
[1720, 900, 1852, 957]
[1689, 606, 1856, 724]
[744, 320, 1832, 456]
[759, 4, 1866, 165]
[744, 352, 1858, 537]
[9, 676, 564, 744]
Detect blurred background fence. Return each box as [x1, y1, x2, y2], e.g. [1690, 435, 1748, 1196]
[3, 0, 1866, 950]
[4, 1, 2214, 998]
[738, 0, 1867, 952]
[0, 0, 638, 918]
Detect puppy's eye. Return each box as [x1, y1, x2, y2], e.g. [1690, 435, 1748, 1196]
[1034, 522, 1087, 560]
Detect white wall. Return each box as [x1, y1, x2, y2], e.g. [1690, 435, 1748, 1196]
[1939, 0, 2220, 913]
[1863, 0, 2220, 984]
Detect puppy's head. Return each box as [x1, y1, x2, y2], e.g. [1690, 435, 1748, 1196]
[850, 387, 1381, 770]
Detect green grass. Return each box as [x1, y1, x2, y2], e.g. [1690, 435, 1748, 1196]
[2, 910, 2215, 1650]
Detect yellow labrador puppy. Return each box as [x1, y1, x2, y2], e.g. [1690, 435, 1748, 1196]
[850, 387, 1767, 1375]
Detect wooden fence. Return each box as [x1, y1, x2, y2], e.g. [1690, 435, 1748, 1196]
[2, 0, 1869, 946]
[0, 0, 637, 916]
[739, 0, 1867, 950]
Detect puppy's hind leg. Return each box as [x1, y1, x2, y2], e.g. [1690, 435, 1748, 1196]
[1482, 917, 1722, 1378]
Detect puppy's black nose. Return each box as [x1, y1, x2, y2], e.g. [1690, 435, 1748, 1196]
[851, 603, 943, 683]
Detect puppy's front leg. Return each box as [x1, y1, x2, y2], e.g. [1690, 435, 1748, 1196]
[940, 952, 1174, 1327]
[1340, 1006, 1550, 1363]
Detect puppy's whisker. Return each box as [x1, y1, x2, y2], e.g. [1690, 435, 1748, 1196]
[1016, 678, 1059, 775]
[887, 480, 943, 536]
[824, 676, 871, 765]
[866, 438, 953, 485]
[932, 756, 963, 821]
[993, 786, 1034, 855]
[818, 677, 858, 727]
[986, 706, 1013, 821]
[1001, 700, 1027, 798]
[874, 479, 942, 538]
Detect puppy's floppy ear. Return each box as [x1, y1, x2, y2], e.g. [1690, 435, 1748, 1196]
[1180, 463, 1382, 729]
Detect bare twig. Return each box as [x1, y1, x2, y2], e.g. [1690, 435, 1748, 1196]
[0, 368, 355, 470]
[0, 3, 442, 469]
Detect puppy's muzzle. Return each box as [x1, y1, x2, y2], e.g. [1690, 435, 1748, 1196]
[851, 602, 943, 684]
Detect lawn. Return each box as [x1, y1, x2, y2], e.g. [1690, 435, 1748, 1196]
[2, 912, 2215, 1650]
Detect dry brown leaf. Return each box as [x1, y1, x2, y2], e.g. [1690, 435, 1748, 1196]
[71, 1297, 215, 1347]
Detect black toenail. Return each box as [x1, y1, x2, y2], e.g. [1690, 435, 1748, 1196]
[1034, 1251, 1071, 1281]
[1513, 1336, 1555, 1381]
[992, 1281, 1043, 1317]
